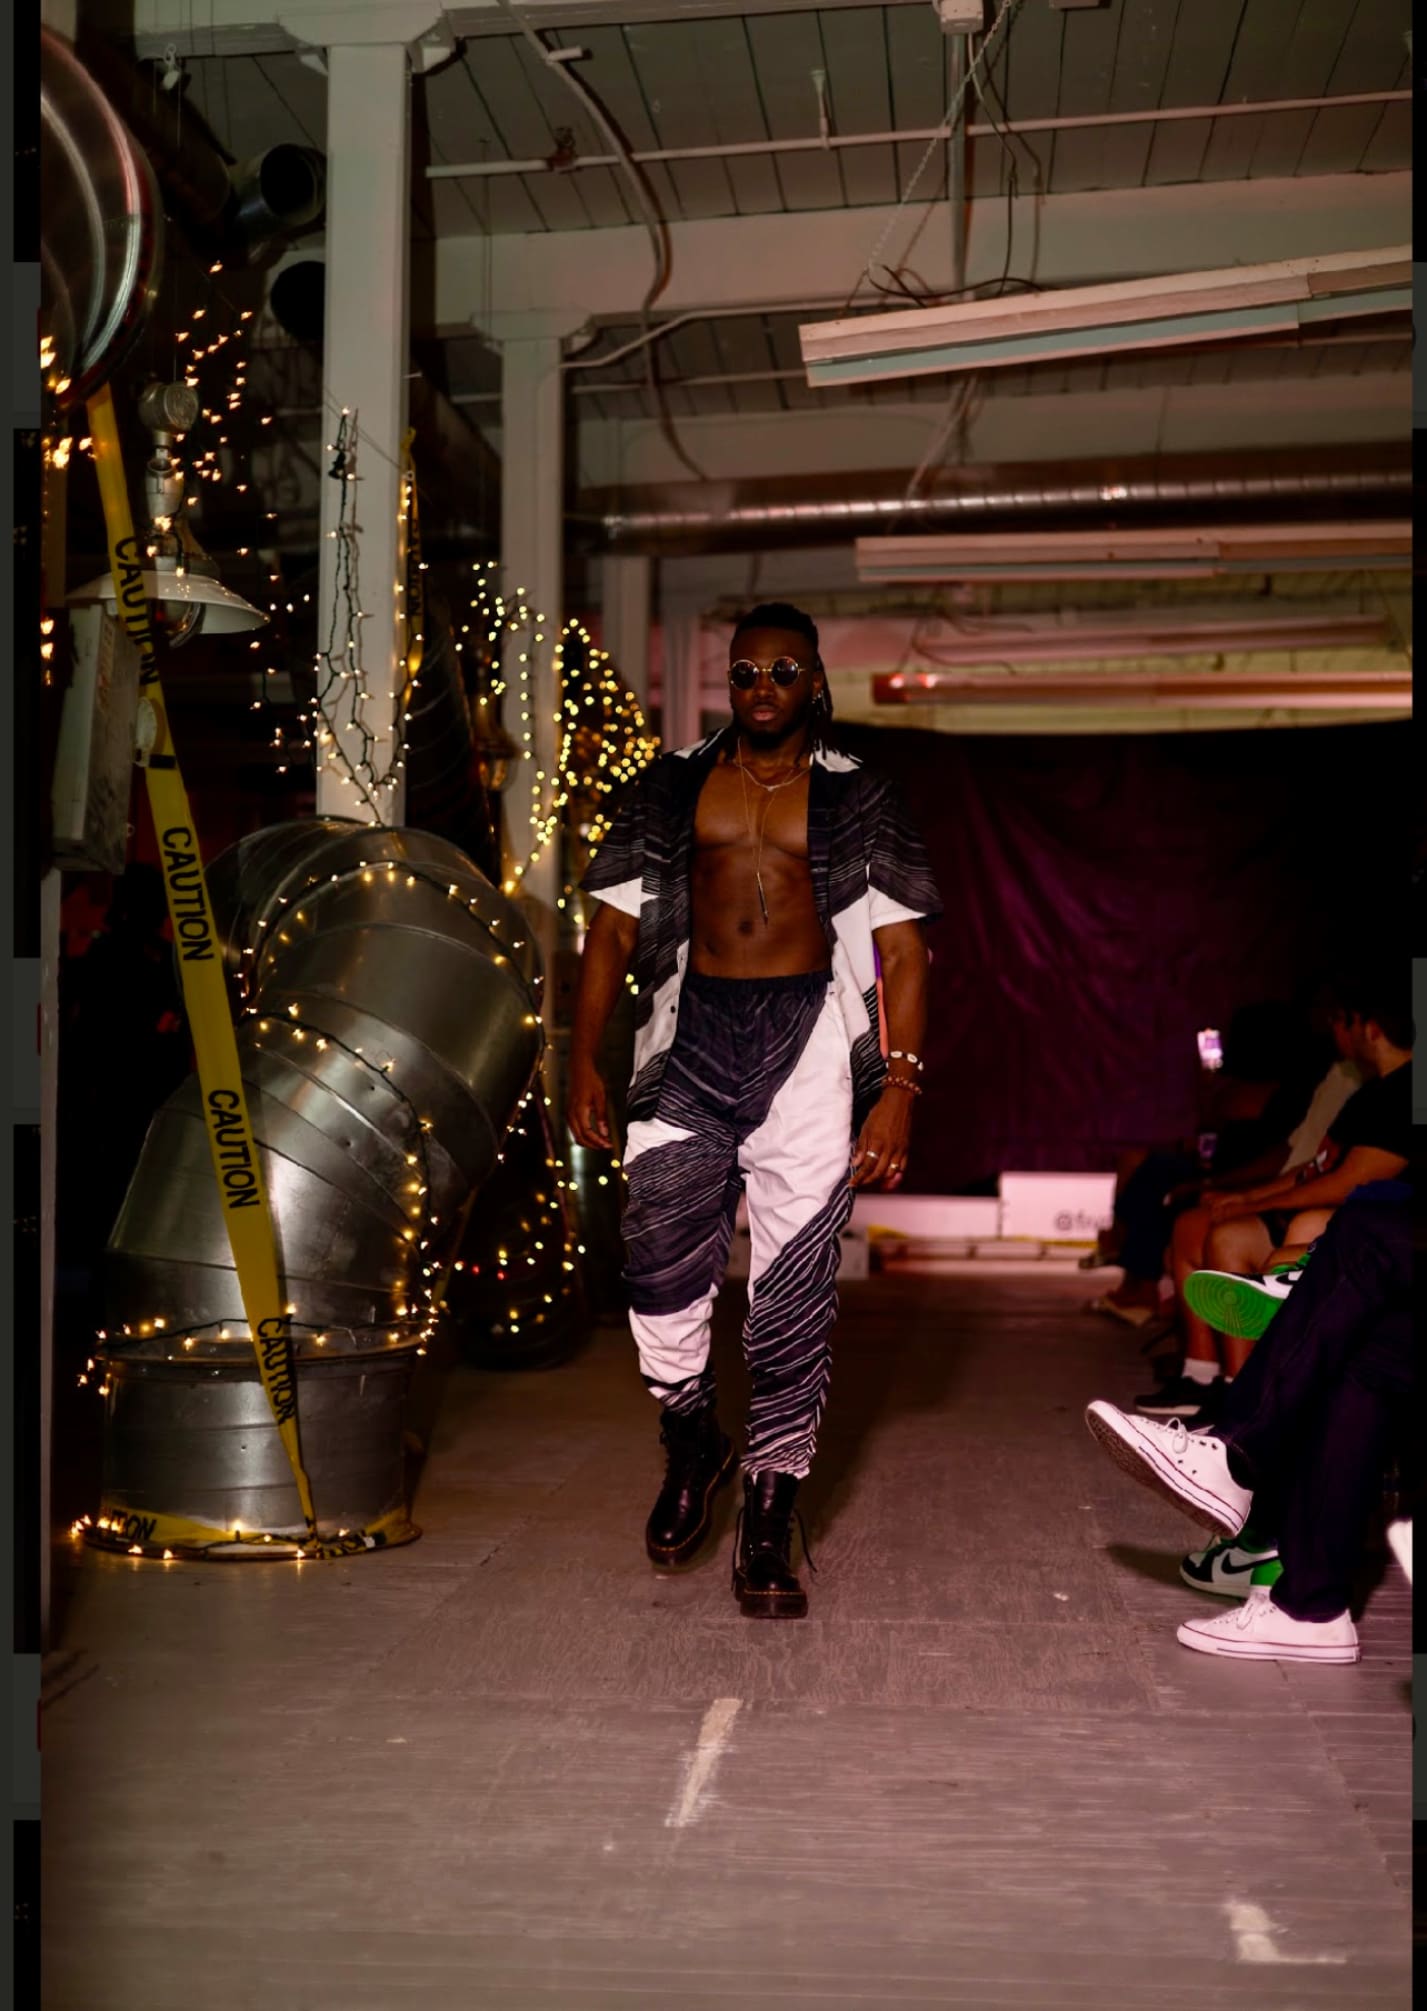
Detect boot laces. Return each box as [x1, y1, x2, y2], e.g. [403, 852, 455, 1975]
[731, 1496, 818, 1584]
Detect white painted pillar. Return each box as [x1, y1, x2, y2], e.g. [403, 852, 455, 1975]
[497, 328, 567, 914]
[313, 39, 412, 824]
[38, 869, 61, 1649]
[600, 552, 652, 712]
[659, 596, 708, 753]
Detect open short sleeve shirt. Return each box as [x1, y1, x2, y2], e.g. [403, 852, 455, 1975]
[580, 726, 943, 1132]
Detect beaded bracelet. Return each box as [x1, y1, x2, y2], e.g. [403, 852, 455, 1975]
[888, 1049, 924, 1071]
[884, 1072, 923, 1097]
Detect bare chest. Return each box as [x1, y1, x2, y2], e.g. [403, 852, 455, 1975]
[694, 760, 811, 860]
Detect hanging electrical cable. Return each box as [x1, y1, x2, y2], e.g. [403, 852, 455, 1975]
[489, 0, 706, 480]
[844, 0, 1027, 316]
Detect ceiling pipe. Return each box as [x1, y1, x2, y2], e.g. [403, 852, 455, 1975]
[600, 453, 1412, 548]
[426, 88, 1409, 182]
[73, 28, 323, 264]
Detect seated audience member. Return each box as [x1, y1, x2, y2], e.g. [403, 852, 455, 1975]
[1085, 1186, 1412, 1665]
[1091, 1000, 1340, 1331]
[1137, 977, 1410, 1422]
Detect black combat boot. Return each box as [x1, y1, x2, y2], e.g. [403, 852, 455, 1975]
[645, 1407, 735, 1567]
[732, 1469, 811, 1619]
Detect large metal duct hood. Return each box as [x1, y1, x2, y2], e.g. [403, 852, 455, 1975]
[41, 27, 164, 404]
[104, 821, 544, 1355]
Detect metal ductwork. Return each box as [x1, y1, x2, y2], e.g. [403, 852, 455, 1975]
[72, 30, 324, 264]
[226, 148, 325, 257]
[103, 821, 544, 1354]
[600, 448, 1412, 551]
[40, 28, 164, 405]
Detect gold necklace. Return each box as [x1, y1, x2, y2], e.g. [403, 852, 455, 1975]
[734, 741, 806, 924]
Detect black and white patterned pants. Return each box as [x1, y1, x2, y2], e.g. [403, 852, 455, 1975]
[621, 968, 855, 1479]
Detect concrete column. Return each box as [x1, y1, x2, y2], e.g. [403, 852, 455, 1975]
[498, 333, 564, 916]
[38, 868, 60, 1649]
[313, 39, 412, 824]
[659, 595, 708, 753]
[600, 552, 651, 712]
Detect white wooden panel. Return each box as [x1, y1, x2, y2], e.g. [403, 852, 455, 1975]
[1357, 99, 1410, 173]
[1299, 6, 1410, 175]
[819, 8, 898, 209]
[1048, 0, 1124, 192]
[1198, 0, 1311, 181]
[461, 40, 595, 231]
[440, 49, 554, 234]
[254, 52, 326, 148]
[709, 314, 784, 413]
[1247, 0, 1359, 180]
[663, 322, 737, 415]
[1142, 0, 1246, 188]
[886, 3, 955, 207]
[571, 26, 683, 224]
[744, 11, 847, 211]
[418, 61, 503, 237]
[996, 0, 1061, 196]
[621, 22, 740, 220]
[1097, 0, 1181, 191]
[765, 311, 825, 409]
[502, 36, 633, 227]
[187, 53, 294, 159]
[683, 18, 784, 216]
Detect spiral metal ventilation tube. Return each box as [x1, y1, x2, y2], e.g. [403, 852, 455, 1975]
[103, 820, 545, 1363]
[40, 27, 164, 407]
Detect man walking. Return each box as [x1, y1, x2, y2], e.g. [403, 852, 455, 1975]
[570, 603, 940, 1618]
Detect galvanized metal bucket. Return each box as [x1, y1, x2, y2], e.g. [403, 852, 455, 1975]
[90, 1338, 420, 1558]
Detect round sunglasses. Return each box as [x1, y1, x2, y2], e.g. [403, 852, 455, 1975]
[729, 657, 810, 689]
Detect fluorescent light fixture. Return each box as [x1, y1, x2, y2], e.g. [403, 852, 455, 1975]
[872, 671, 1410, 711]
[865, 609, 1389, 670]
[855, 519, 1411, 584]
[801, 246, 1410, 388]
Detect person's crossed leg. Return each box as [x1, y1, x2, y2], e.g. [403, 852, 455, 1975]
[1086, 1196, 1411, 1665]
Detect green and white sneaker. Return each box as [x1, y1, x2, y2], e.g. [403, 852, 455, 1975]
[1180, 1532, 1282, 1599]
[1182, 1253, 1310, 1341]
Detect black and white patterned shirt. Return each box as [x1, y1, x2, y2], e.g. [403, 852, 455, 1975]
[581, 725, 943, 1131]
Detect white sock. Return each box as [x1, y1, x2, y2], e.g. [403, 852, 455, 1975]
[1182, 1357, 1221, 1386]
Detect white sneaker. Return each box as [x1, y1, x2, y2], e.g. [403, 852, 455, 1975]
[1084, 1401, 1252, 1538]
[1177, 1585, 1359, 1663]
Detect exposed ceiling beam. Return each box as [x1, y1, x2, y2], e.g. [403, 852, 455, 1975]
[422, 172, 1410, 334]
[131, 0, 1022, 57]
[565, 376, 1408, 491]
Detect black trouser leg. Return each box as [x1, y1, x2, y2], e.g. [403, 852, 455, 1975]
[1214, 1198, 1411, 1483]
[1270, 1305, 1410, 1621]
[1115, 1151, 1199, 1283]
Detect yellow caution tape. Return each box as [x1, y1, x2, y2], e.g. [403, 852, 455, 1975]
[84, 1503, 418, 1562]
[400, 427, 423, 691]
[85, 383, 393, 1561]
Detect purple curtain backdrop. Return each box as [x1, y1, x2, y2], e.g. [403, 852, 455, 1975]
[837, 721, 1408, 1193]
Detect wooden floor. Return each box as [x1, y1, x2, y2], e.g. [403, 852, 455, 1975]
[43, 1263, 1411, 2009]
